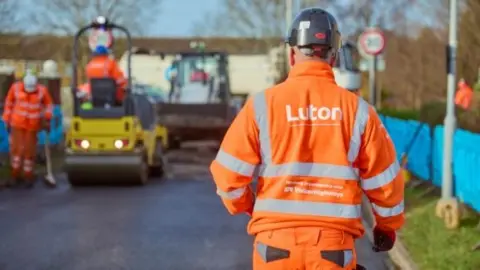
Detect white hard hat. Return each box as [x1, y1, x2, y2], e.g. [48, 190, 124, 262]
[23, 71, 38, 93]
[43, 60, 58, 75]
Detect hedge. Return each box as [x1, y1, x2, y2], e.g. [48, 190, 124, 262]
[378, 101, 480, 133]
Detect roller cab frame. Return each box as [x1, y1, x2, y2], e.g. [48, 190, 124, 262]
[64, 17, 166, 186]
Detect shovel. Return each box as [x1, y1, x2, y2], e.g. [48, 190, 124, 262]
[43, 132, 56, 188]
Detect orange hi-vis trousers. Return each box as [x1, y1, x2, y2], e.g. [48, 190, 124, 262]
[253, 227, 357, 270]
[10, 127, 38, 180]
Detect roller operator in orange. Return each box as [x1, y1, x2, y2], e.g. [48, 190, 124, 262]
[77, 45, 127, 105]
[210, 8, 405, 270]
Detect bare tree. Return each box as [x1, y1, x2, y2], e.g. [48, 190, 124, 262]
[191, 0, 285, 38]
[0, 0, 18, 32]
[28, 0, 163, 35]
[312, 0, 444, 37]
[458, 0, 480, 86]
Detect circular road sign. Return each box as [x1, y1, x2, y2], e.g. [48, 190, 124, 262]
[358, 28, 385, 56]
[88, 29, 114, 52]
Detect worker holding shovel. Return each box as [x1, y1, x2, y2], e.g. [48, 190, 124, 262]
[2, 71, 54, 188]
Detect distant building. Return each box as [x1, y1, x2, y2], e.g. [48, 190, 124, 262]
[0, 34, 285, 94]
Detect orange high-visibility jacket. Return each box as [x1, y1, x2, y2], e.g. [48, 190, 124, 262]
[2, 81, 53, 131]
[455, 84, 473, 110]
[210, 61, 404, 238]
[86, 56, 127, 89]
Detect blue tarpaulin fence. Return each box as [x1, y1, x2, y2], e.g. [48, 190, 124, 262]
[0, 105, 64, 153]
[380, 115, 480, 212]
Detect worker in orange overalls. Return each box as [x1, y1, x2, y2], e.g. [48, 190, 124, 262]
[455, 78, 473, 110]
[3, 71, 53, 188]
[79, 45, 127, 105]
[210, 8, 404, 270]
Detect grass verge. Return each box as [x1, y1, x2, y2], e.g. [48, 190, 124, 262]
[401, 179, 480, 270]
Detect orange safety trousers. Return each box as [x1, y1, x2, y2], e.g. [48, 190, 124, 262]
[253, 227, 357, 270]
[9, 127, 38, 180]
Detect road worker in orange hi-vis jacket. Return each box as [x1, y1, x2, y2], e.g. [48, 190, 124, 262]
[210, 8, 404, 270]
[83, 45, 127, 104]
[2, 71, 53, 188]
[455, 78, 473, 110]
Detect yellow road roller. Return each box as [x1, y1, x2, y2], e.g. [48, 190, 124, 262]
[64, 17, 168, 186]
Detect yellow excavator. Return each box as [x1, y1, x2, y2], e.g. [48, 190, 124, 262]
[64, 16, 168, 186]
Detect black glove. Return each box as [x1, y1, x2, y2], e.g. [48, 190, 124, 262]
[372, 226, 396, 252]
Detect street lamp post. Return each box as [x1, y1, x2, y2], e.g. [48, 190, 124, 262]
[436, 0, 460, 229]
[286, 0, 292, 34]
[285, 0, 293, 72]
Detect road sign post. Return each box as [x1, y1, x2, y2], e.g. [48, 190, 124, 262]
[357, 27, 386, 107]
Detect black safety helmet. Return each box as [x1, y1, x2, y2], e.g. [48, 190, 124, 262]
[285, 8, 341, 60]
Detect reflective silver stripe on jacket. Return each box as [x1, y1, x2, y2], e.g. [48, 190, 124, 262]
[13, 84, 49, 118]
[217, 186, 247, 200]
[372, 200, 405, 217]
[254, 198, 362, 219]
[251, 92, 370, 181]
[215, 150, 256, 177]
[213, 91, 403, 218]
[214, 95, 370, 181]
[251, 91, 369, 219]
[362, 161, 400, 190]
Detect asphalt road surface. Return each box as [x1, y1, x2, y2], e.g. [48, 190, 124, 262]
[0, 150, 390, 270]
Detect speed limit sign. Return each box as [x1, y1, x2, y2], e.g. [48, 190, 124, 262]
[88, 29, 114, 52]
[358, 27, 385, 57]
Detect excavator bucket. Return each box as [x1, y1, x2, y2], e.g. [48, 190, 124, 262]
[157, 102, 236, 143]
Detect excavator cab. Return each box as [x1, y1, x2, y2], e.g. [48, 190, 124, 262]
[169, 52, 230, 104]
[128, 47, 235, 149]
[161, 51, 234, 148]
[333, 41, 362, 93]
[64, 16, 167, 186]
